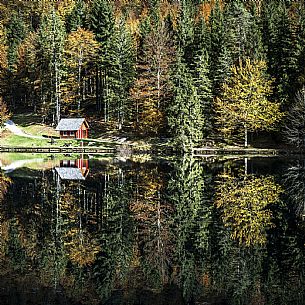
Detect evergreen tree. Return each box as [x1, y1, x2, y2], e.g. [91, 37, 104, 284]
[6, 12, 26, 70]
[89, 0, 114, 45]
[176, 0, 195, 66]
[88, 0, 115, 116]
[193, 50, 213, 137]
[209, 0, 232, 95]
[37, 10, 65, 124]
[104, 20, 135, 129]
[65, 0, 86, 33]
[224, 1, 264, 61]
[168, 51, 204, 152]
[262, 1, 299, 109]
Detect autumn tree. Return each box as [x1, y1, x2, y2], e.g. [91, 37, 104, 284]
[131, 22, 173, 135]
[62, 27, 99, 114]
[0, 97, 10, 125]
[215, 58, 283, 147]
[215, 172, 282, 246]
[0, 22, 8, 97]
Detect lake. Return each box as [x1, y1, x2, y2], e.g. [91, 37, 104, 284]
[0, 154, 304, 305]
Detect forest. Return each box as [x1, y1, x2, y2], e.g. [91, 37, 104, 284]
[0, 0, 304, 149]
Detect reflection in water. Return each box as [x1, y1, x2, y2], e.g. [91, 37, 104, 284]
[284, 160, 305, 218]
[55, 159, 89, 180]
[215, 172, 282, 246]
[0, 156, 305, 304]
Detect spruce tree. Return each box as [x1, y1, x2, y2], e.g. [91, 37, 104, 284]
[89, 0, 114, 45]
[104, 20, 135, 129]
[37, 10, 65, 124]
[262, 1, 298, 109]
[176, 0, 195, 66]
[168, 51, 204, 152]
[193, 50, 213, 137]
[88, 0, 115, 116]
[209, 0, 232, 95]
[6, 12, 26, 71]
[65, 0, 86, 33]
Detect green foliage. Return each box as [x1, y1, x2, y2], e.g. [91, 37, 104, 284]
[37, 10, 66, 123]
[6, 12, 26, 70]
[168, 52, 204, 152]
[2, 0, 305, 146]
[103, 20, 135, 129]
[89, 0, 115, 45]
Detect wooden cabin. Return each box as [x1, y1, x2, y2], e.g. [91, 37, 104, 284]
[56, 118, 89, 139]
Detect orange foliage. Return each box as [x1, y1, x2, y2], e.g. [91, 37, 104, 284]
[0, 44, 7, 71]
[160, 0, 180, 28]
[196, 0, 224, 23]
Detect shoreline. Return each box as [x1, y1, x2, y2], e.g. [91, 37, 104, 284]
[0, 145, 303, 156]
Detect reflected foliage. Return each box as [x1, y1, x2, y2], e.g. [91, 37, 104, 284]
[0, 157, 305, 305]
[215, 172, 282, 246]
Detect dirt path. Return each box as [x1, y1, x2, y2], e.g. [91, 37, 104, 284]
[4, 120, 43, 139]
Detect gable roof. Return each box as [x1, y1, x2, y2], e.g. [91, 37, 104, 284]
[55, 167, 86, 180]
[55, 118, 88, 131]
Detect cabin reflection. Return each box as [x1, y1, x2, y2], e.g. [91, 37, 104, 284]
[55, 159, 89, 180]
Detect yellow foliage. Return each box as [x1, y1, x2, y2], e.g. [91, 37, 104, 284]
[215, 58, 284, 144]
[215, 174, 282, 246]
[0, 44, 7, 71]
[66, 230, 101, 267]
[56, 0, 76, 18]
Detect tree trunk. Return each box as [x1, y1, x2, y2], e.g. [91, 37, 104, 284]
[244, 124, 248, 147]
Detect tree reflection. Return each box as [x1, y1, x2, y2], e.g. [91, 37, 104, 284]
[215, 171, 282, 246]
[283, 160, 305, 217]
[0, 158, 305, 305]
[0, 171, 11, 201]
[167, 157, 214, 302]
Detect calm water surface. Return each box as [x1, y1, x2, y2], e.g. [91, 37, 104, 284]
[0, 154, 304, 305]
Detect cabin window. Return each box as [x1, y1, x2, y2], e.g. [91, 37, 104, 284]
[63, 131, 68, 136]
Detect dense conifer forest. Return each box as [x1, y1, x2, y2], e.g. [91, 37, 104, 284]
[0, 0, 304, 149]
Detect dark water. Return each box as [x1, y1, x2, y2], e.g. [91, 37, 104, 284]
[0, 155, 305, 305]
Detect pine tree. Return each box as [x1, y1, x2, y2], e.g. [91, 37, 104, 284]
[6, 12, 26, 71]
[104, 20, 135, 129]
[88, 0, 115, 116]
[65, 0, 86, 33]
[193, 50, 213, 137]
[89, 0, 114, 45]
[262, 1, 298, 109]
[176, 0, 195, 65]
[209, 0, 232, 95]
[224, 1, 265, 62]
[37, 10, 65, 124]
[168, 51, 204, 152]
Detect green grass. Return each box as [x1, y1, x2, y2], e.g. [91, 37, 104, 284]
[0, 133, 80, 147]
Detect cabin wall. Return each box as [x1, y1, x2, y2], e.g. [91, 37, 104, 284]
[60, 131, 76, 139]
[76, 123, 89, 139]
